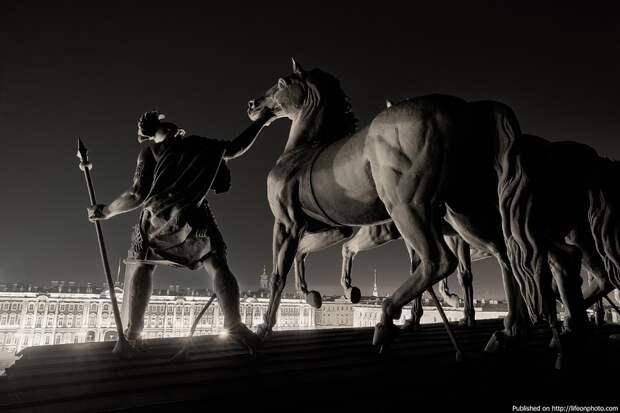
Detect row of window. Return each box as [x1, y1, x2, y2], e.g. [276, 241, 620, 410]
[1, 301, 110, 314]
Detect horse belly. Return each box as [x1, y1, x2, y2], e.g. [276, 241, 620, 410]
[304, 138, 390, 226]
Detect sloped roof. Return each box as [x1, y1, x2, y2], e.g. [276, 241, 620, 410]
[1, 319, 619, 411]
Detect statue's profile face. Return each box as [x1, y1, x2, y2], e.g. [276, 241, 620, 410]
[248, 59, 308, 121]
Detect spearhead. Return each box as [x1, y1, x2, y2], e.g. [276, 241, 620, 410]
[77, 138, 92, 171]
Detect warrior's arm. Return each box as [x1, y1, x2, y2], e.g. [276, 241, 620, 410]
[88, 148, 154, 221]
[223, 111, 274, 160]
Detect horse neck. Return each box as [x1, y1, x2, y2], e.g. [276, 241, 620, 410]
[284, 87, 326, 152]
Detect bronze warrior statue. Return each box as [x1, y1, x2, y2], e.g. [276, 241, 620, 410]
[87, 109, 273, 351]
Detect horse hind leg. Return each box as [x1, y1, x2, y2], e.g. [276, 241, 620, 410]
[341, 223, 400, 303]
[372, 202, 458, 352]
[294, 254, 322, 308]
[294, 227, 354, 309]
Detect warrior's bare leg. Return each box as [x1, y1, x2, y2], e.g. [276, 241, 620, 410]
[294, 227, 353, 308]
[257, 219, 302, 338]
[202, 254, 258, 350]
[341, 223, 400, 303]
[121, 261, 156, 341]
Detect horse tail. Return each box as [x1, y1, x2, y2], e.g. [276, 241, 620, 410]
[493, 102, 544, 323]
[587, 165, 620, 290]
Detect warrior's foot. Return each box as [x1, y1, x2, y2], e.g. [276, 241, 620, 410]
[305, 290, 322, 308]
[344, 287, 361, 304]
[373, 321, 399, 354]
[227, 323, 261, 355]
[112, 337, 138, 360]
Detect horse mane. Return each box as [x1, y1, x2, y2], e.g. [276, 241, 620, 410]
[588, 157, 620, 289]
[304, 68, 358, 144]
[495, 106, 546, 324]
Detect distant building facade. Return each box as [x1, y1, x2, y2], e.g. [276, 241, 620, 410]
[0, 288, 318, 354]
[352, 302, 509, 328]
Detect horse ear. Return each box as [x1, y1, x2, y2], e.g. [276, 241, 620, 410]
[291, 57, 304, 75]
[385, 99, 393, 108]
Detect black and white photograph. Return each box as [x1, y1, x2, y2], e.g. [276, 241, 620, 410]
[0, 1, 619, 411]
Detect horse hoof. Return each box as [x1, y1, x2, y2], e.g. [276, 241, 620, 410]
[459, 318, 477, 328]
[345, 287, 361, 304]
[609, 334, 620, 343]
[549, 335, 560, 350]
[455, 351, 464, 363]
[306, 291, 322, 308]
[112, 338, 137, 360]
[446, 296, 460, 308]
[373, 321, 399, 348]
[400, 319, 420, 332]
[554, 353, 564, 370]
[484, 331, 508, 354]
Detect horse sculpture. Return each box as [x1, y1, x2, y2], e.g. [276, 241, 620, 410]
[247, 60, 529, 354]
[290, 101, 485, 328]
[497, 133, 620, 362]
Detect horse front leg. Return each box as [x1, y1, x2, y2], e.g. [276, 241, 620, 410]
[341, 223, 400, 303]
[484, 250, 530, 353]
[453, 237, 475, 327]
[548, 242, 590, 370]
[294, 227, 353, 308]
[257, 220, 302, 338]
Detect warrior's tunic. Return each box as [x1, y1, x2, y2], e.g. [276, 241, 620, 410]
[130, 135, 230, 269]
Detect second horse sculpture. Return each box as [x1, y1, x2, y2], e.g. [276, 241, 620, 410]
[247, 59, 527, 352]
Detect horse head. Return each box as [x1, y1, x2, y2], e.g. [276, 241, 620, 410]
[248, 59, 357, 147]
[248, 58, 309, 122]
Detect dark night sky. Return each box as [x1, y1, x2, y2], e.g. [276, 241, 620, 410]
[0, 1, 618, 298]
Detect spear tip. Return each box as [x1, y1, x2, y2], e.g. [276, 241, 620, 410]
[77, 138, 88, 161]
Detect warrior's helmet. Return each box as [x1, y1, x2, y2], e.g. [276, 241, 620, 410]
[137, 111, 185, 143]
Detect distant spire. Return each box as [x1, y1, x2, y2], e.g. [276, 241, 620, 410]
[259, 265, 270, 290]
[372, 269, 379, 297]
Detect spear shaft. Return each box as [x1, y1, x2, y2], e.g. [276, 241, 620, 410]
[77, 139, 130, 354]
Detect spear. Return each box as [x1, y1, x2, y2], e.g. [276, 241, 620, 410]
[76, 138, 134, 358]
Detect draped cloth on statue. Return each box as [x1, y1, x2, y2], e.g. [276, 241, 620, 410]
[135, 135, 229, 270]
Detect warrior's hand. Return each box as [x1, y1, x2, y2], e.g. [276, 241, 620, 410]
[87, 204, 109, 222]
